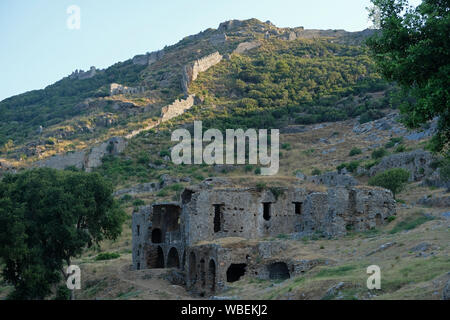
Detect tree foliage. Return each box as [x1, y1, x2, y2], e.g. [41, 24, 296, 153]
[367, 0, 450, 152]
[0, 168, 126, 299]
[368, 168, 410, 197]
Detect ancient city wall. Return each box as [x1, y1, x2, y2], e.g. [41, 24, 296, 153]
[181, 52, 223, 93]
[161, 95, 196, 122]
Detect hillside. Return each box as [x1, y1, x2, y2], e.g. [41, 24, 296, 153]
[0, 19, 391, 167]
[0, 18, 448, 301]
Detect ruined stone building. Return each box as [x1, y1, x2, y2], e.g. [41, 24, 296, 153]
[132, 178, 395, 296]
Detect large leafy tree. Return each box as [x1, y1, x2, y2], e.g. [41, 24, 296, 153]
[0, 168, 126, 299]
[366, 0, 449, 152]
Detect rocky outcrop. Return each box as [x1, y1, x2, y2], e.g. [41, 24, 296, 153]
[307, 171, 359, 187]
[418, 195, 450, 208]
[181, 52, 223, 93]
[110, 83, 145, 96]
[132, 50, 165, 66]
[233, 41, 261, 54]
[369, 150, 435, 182]
[69, 66, 97, 80]
[443, 280, 450, 300]
[161, 95, 195, 122]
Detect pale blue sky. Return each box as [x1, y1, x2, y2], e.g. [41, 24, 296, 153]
[0, 0, 421, 101]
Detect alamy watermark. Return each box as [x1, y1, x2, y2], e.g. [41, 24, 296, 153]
[67, 5, 81, 30]
[171, 121, 279, 176]
[66, 265, 81, 290]
[367, 265, 381, 290]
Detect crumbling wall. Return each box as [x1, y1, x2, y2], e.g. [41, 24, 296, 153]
[35, 151, 86, 171]
[34, 137, 127, 172]
[132, 50, 165, 66]
[85, 137, 127, 172]
[181, 52, 223, 93]
[69, 66, 97, 80]
[233, 41, 261, 54]
[132, 203, 186, 271]
[161, 95, 195, 122]
[298, 186, 396, 237]
[110, 83, 145, 96]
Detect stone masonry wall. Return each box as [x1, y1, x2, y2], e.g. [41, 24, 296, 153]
[181, 52, 223, 93]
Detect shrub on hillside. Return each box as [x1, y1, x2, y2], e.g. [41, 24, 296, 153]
[349, 148, 362, 157]
[368, 168, 410, 197]
[371, 148, 388, 160]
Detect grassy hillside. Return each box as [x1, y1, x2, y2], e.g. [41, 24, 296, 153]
[0, 19, 394, 164]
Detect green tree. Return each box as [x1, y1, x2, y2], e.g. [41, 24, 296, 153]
[0, 168, 126, 300]
[367, 0, 449, 152]
[369, 168, 410, 197]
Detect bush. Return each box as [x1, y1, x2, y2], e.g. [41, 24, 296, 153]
[359, 110, 385, 124]
[371, 148, 388, 160]
[254, 168, 262, 175]
[394, 145, 407, 153]
[349, 148, 362, 156]
[337, 161, 360, 173]
[54, 286, 71, 300]
[369, 168, 410, 197]
[132, 199, 145, 207]
[385, 137, 403, 149]
[95, 252, 120, 261]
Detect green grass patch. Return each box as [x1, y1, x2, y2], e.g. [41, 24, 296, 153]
[95, 252, 120, 261]
[389, 212, 435, 234]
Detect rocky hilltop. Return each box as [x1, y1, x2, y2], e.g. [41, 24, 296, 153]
[0, 18, 377, 172]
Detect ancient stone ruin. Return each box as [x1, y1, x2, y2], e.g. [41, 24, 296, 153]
[69, 66, 98, 80]
[110, 83, 145, 96]
[181, 52, 223, 94]
[132, 178, 395, 296]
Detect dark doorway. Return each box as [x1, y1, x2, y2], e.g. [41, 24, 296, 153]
[148, 246, 165, 268]
[293, 202, 303, 215]
[167, 247, 180, 269]
[268, 262, 290, 280]
[226, 264, 247, 282]
[263, 203, 271, 221]
[213, 204, 223, 233]
[182, 189, 194, 204]
[189, 252, 197, 283]
[200, 259, 206, 288]
[208, 260, 216, 292]
[151, 228, 162, 243]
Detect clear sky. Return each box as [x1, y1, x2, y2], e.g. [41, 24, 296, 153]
[0, 0, 422, 101]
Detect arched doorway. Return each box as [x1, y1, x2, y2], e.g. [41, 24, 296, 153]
[226, 264, 247, 282]
[148, 246, 165, 268]
[167, 247, 180, 269]
[189, 252, 197, 284]
[267, 262, 290, 280]
[208, 259, 216, 292]
[200, 259, 206, 288]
